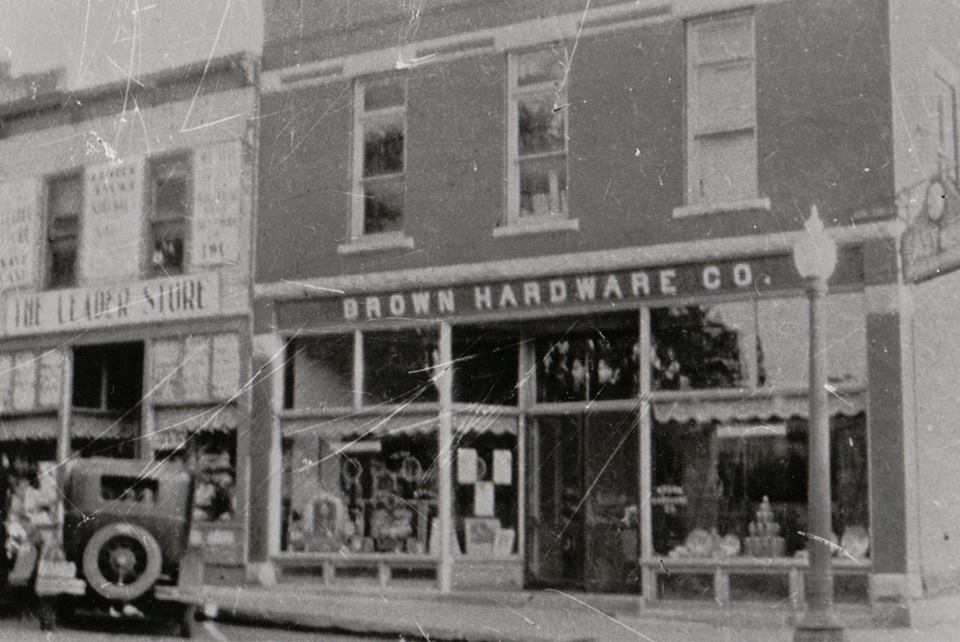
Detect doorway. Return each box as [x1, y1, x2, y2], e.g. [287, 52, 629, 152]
[526, 410, 639, 593]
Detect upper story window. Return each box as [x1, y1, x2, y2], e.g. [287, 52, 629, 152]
[507, 47, 569, 225]
[45, 173, 81, 290]
[935, 75, 958, 183]
[686, 14, 757, 206]
[352, 77, 406, 238]
[147, 153, 191, 276]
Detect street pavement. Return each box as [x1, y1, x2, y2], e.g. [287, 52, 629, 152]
[196, 583, 960, 642]
[3, 585, 960, 640]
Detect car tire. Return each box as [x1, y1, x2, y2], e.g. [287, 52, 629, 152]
[82, 522, 163, 602]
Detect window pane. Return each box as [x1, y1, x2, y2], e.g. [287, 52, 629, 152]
[651, 414, 869, 560]
[363, 329, 439, 405]
[48, 239, 77, 289]
[452, 328, 519, 406]
[519, 155, 568, 219]
[149, 219, 186, 274]
[650, 303, 754, 391]
[756, 294, 867, 389]
[363, 119, 404, 176]
[695, 18, 752, 61]
[517, 48, 566, 87]
[151, 157, 190, 218]
[364, 80, 405, 111]
[518, 93, 566, 156]
[286, 335, 354, 410]
[48, 175, 82, 220]
[48, 215, 78, 241]
[693, 130, 757, 203]
[283, 431, 437, 554]
[362, 176, 404, 234]
[695, 62, 754, 133]
[535, 319, 639, 402]
[190, 431, 237, 523]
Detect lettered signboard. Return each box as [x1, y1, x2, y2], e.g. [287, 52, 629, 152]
[0, 178, 41, 290]
[82, 161, 143, 282]
[192, 141, 243, 267]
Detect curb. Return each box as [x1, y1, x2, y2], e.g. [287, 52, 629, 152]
[214, 604, 595, 642]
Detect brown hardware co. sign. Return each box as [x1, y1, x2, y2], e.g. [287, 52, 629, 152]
[278, 252, 863, 330]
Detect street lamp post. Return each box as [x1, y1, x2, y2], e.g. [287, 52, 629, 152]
[792, 206, 845, 642]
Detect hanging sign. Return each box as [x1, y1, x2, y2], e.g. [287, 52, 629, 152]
[81, 161, 143, 281]
[4, 273, 220, 336]
[0, 178, 41, 290]
[901, 174, 960, 282]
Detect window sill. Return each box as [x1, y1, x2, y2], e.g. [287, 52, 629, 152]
[492, 217, 579, 237]
[337, 233, 415, 255]
[672, 197, 771, 219]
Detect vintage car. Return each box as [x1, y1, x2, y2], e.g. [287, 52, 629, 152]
[46, 457, 201, 636]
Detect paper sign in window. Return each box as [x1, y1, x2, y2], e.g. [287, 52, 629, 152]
[457, 448, 477, 484]
[474, 481, 495, 517]
[493, 449, 512, 485]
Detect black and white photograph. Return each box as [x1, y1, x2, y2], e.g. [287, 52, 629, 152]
[0, 0, 956, 639]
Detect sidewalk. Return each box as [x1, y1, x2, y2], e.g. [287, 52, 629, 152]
[190, 583, 960, 641]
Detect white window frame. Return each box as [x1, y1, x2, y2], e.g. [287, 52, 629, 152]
[681, 13, 767, 216]
[345, 76, 413, 253]
[503, 48, 576, 234]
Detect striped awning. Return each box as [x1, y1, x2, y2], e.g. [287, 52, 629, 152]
[0, 414, 58, 442]
[71, 412, 138, 440]
[150, 405, 240, 451]
[652, 391, 866, 424]
[282, 411, 517, 440]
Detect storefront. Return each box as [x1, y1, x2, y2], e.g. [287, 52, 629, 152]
[262, 244, 881, 603]
[0, 276, 251, 575]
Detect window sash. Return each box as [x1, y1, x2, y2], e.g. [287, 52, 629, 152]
[508, 50, 570, 226]
[149, 155, 191, 222]
[353, 79, 407, 239]
[686, 14, 758, 206]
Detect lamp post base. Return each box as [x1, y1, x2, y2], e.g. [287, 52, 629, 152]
[793, 612, 846, 642]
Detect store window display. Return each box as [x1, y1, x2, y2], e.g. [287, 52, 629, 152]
[282, 433, 438, 555]
[156, 431, 236, 523]
[652, 415, 869, 561]
[648, 295, 869, 563]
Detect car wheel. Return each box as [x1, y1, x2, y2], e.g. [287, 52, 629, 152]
[81, 523, 163, 602]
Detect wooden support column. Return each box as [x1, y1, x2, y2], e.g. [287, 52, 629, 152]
[55, 348, 74, 526]
[437, 321, 454, 593]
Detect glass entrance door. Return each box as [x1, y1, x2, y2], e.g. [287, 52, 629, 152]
[526, 411, 639, 593]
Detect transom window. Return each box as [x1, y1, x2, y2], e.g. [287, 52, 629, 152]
[686, 14, 758, 205]
[353, 77, 407, 237]
[507, 46, 570, 225]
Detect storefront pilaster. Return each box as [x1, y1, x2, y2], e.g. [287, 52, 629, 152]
[863, 236, 922, 603]
[247, 332, 286, 584]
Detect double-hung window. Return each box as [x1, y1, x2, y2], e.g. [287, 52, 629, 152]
[352, 77, 406, 238]
[686, 14, 758, 207]
[147, 153, 191, 276]
[507, 47, 570, 226]
[45, 173, 82, 289]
